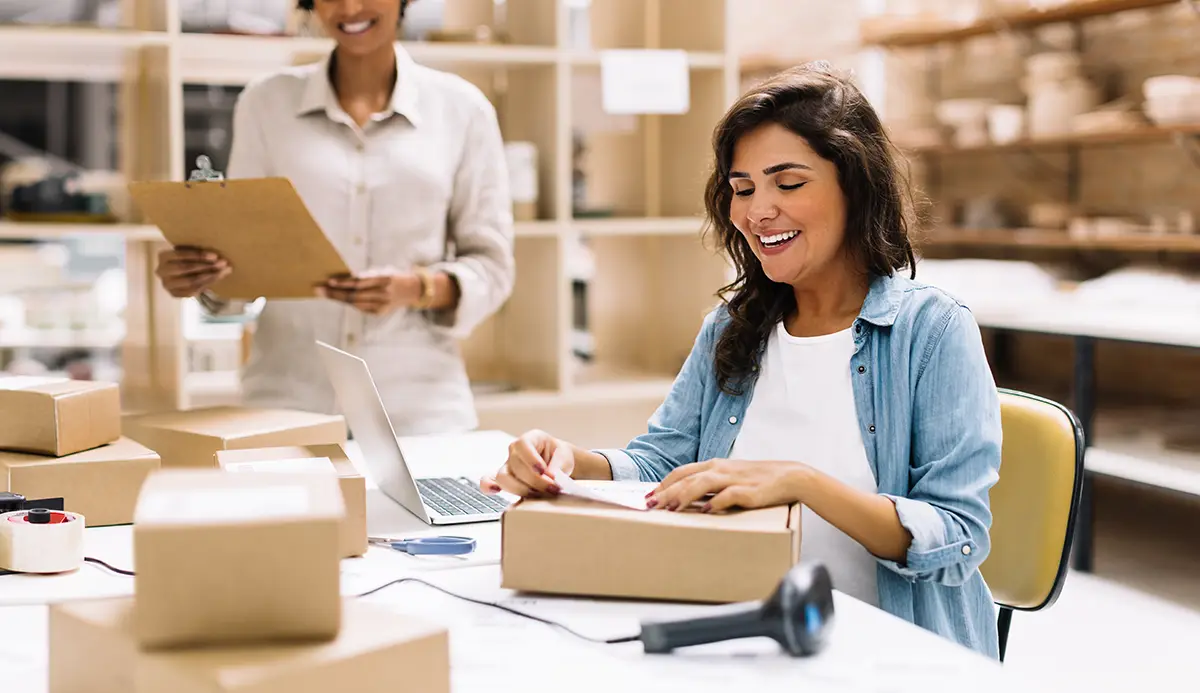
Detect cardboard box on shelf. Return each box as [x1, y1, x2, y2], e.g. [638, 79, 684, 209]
[501, 486, 802, 604]
[216, 444, 367, 558]
[133, 469, 346, 650]
[0, 376, 121, 457]
[49, 597, 450, 693]
[0, 437, 160, 526]
[122, 406, 347, 468]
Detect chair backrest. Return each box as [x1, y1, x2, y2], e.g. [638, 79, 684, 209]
[981, 389, 1085, 612]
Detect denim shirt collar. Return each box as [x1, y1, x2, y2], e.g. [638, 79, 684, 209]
[857, 272, 906, 328]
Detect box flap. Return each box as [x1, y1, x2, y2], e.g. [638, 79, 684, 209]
[123, 407, 345, 440]
[509, 494, 794, 533]
[217, 444, 357, 478]
[0, 437, 158, 471]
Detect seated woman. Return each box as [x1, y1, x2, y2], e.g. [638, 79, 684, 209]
[482, 63, 1003, 658]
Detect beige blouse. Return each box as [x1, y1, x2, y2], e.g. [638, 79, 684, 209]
[202, 44, 515, 435]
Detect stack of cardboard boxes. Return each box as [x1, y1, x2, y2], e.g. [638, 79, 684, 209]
[49, 468, 450, 692]
[0, 377, 159, 525]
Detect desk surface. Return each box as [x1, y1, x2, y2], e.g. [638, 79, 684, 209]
[0, 444, 1037, 692]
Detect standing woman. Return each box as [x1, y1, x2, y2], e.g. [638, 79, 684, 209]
[154, 0, 516, 435]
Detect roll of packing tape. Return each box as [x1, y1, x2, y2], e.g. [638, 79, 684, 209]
[0, 508, 85, 573]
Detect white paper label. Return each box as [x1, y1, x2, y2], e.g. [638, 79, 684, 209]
[552, 471, 649, 511]
[0, 375, 69, 391]
[600, 49, 690, 115]
[223, 457, 336, 474]
[139, 485, 312, 523]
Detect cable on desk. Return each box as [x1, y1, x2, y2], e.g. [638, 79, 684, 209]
[84, 557, 136, 576]
[353, 576, 638, 646]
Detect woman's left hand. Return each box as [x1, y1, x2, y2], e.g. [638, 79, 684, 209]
[647, 459, 808, 513]
[317, 270, 419, 315]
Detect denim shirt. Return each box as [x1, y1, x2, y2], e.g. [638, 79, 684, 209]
[597, 272, 1003, 658]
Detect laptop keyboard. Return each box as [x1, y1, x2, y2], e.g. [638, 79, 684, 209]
[417, 477, 512, 517]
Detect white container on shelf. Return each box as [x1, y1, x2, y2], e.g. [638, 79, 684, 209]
[1027, 77, 1100, 137]
[987, 104, 1025, 144]
[504, 141, 539, 222]
[1143, 75, 1200, 126]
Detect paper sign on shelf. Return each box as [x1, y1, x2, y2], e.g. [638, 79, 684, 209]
[599, 49, 690, 115]
[551, 471, 650, 511]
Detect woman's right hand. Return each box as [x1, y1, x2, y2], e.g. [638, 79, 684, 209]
[481, 429, 575, 498]
[155, 247, 231, 298]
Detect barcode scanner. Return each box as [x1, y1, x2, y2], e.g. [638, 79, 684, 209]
[636, 562, 835, 656]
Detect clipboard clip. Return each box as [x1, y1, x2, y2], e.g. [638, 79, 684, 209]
[186, 155, 225, 187]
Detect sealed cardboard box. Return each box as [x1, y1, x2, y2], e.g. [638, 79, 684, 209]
[123, 406, 346, 468]
[216, 444, 368, 558]
[501, 487, 801, 604]
[133, 469, 345, 649]
[0, 437, 160, 526]
[50, 597, 450, 693]
[0, 376, 121, 456]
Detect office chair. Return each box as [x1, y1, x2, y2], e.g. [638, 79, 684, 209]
[981, 388, 1086, 662]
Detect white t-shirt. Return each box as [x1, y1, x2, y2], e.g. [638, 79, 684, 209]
[728, 321, 881, 607]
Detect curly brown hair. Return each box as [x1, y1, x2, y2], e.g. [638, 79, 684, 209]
[703, 63, 920, 396]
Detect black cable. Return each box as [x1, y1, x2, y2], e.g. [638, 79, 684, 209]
[84, 557, 136, 577]
[353, 577, 638, 646]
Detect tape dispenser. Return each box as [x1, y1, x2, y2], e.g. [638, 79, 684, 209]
[0, 495, 85, 574]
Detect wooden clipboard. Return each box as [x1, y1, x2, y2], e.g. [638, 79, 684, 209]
[128, 173, 351, 301]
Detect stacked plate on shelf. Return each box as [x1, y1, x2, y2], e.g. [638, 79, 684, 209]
[1142, 75, 1200, 126]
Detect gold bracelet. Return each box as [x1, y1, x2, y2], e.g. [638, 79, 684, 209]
[413, 267, 436, 310]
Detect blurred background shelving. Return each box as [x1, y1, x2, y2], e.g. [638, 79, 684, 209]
[0, 0, 737, 447]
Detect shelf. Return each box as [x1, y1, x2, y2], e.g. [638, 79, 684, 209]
[1088, 446, 1200, 499]
[177, 33, 559, 85]
[0, 327, 124, 349]
[567, 50, 727, 69]
[0, 25, 169, 82]
[573, 217, 707, 237]
[861, 0, 1179, 48]
[922, 228, 1200, 253]
[0, 221, 162, 242]
[907, 123, 1200, 155]
[513, 221, 562, 238]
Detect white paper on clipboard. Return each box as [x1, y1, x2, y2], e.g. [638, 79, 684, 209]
[600, 49, 690, 115]
[551, 471, 652, 511]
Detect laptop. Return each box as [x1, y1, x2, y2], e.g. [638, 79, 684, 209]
[315, 341, 515, 525]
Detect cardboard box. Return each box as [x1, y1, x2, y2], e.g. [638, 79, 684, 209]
[0, 437, 160, 526]
[501, 489, 801, 604]
[50, 597, 450, 693]
[216, 444, 368, 558]
[133, 469, 346, 649]
[122, 406, 347, 468]
[0, 376, 121, 456]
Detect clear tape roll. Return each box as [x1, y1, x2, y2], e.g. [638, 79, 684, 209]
[0, 509, 85, 573]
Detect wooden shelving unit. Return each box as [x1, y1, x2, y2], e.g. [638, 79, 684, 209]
[921, 227, 1200, 253]
[1, 0, 738, 444]
[860, 0, 1180, 48]
[907, 122, 1200, 155]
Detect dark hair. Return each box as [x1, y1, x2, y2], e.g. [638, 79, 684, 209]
[703, 62, 920, 396]
[297, 0, 409, 15]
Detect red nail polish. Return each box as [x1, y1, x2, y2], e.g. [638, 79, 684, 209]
[646, 498, 658, 508]
[666, 501, 679, 512]
[547, 485, 561, 495]
[644, 491, 655, 498]
[701, 503, 712, 513]
[533, 464, 546, 475]
[490, 484, 502, 492]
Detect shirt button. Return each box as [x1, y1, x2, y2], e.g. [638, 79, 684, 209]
[346, 334, 357, 346]
[728, 416, 738, 425]
[962, 545, 972, 556]
[857, 365, 866, 374]
[353, 236, 363, 246]
[356, 142, 365, 152]
[356, 183, 367, 194]
[855, 324, 862, 334]
[868, 425, 876, 433]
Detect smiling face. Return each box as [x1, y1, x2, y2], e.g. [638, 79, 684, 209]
[727, 122, 849, 288]
[313, 0, 402, 55]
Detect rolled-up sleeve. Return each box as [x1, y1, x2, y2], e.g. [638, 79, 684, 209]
[427, 97, 515, 338]
[593, 311, 717, 482]
[878, 305, 1002, 586]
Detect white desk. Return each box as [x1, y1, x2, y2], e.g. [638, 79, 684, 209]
[0, 445, 1036, 693]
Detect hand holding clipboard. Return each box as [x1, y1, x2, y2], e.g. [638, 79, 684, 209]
[129, 156, 352, 301]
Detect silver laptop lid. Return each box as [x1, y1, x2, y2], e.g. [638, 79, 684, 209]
[314, 341, 430, 523]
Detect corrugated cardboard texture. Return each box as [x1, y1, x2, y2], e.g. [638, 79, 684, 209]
[0, 437, 161, 526]
[501, 493, 801, 604]
[122, 407, 347, 468]
[128, 178, 351, 300]
[50, 598, 450, 693]
[216, 444, 368, 558]
[0, 378, 121, 456]
[133, 469, 345, 650]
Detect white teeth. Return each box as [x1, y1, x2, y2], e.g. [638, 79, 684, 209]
[761, 231, 798, 245]
[341, 20, 374, 34]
